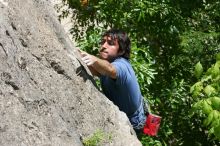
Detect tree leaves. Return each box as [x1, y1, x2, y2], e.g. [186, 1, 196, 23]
[209, 97, 220, 110]
[204, 85, 216, 96]
[194, 62, 203, 79]
[191, 59, 220, 141]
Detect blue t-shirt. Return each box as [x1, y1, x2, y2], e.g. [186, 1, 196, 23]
[100, 57, 142, 116]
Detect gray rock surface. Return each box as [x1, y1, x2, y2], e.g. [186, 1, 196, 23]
[0, 0, 142, 145]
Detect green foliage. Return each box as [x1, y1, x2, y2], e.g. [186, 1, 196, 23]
[82, 129, 112, 146]
[191, 58, 220, 141]
[130, 42, 157, 99]
[77, 27, 102, 55]
[138, 133, 163, 146]
[180, 31, 220, 73]
[194, 62, 203, 79]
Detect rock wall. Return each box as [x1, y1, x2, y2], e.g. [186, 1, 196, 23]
[0, 0, 142, 145]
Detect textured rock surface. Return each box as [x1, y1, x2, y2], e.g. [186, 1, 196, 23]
[0, 0, 142, 145]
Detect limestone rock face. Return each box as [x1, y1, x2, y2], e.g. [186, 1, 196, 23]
[0, 0, 142, 145]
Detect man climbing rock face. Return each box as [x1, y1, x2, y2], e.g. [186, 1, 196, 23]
[79, 28, 147, 132]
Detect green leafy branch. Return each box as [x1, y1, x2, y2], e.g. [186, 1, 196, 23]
[190, 53, 220, 140]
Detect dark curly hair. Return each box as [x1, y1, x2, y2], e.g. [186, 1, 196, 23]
[102, 28, 131, 60]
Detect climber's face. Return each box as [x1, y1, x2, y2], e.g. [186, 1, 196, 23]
[99, 36, 121, 61]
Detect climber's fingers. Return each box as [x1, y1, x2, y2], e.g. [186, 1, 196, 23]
[78, 49, 88, 57]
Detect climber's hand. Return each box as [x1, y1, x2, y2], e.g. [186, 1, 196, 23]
[79, 50, 97, 66]
[82, 54, 97, 66]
